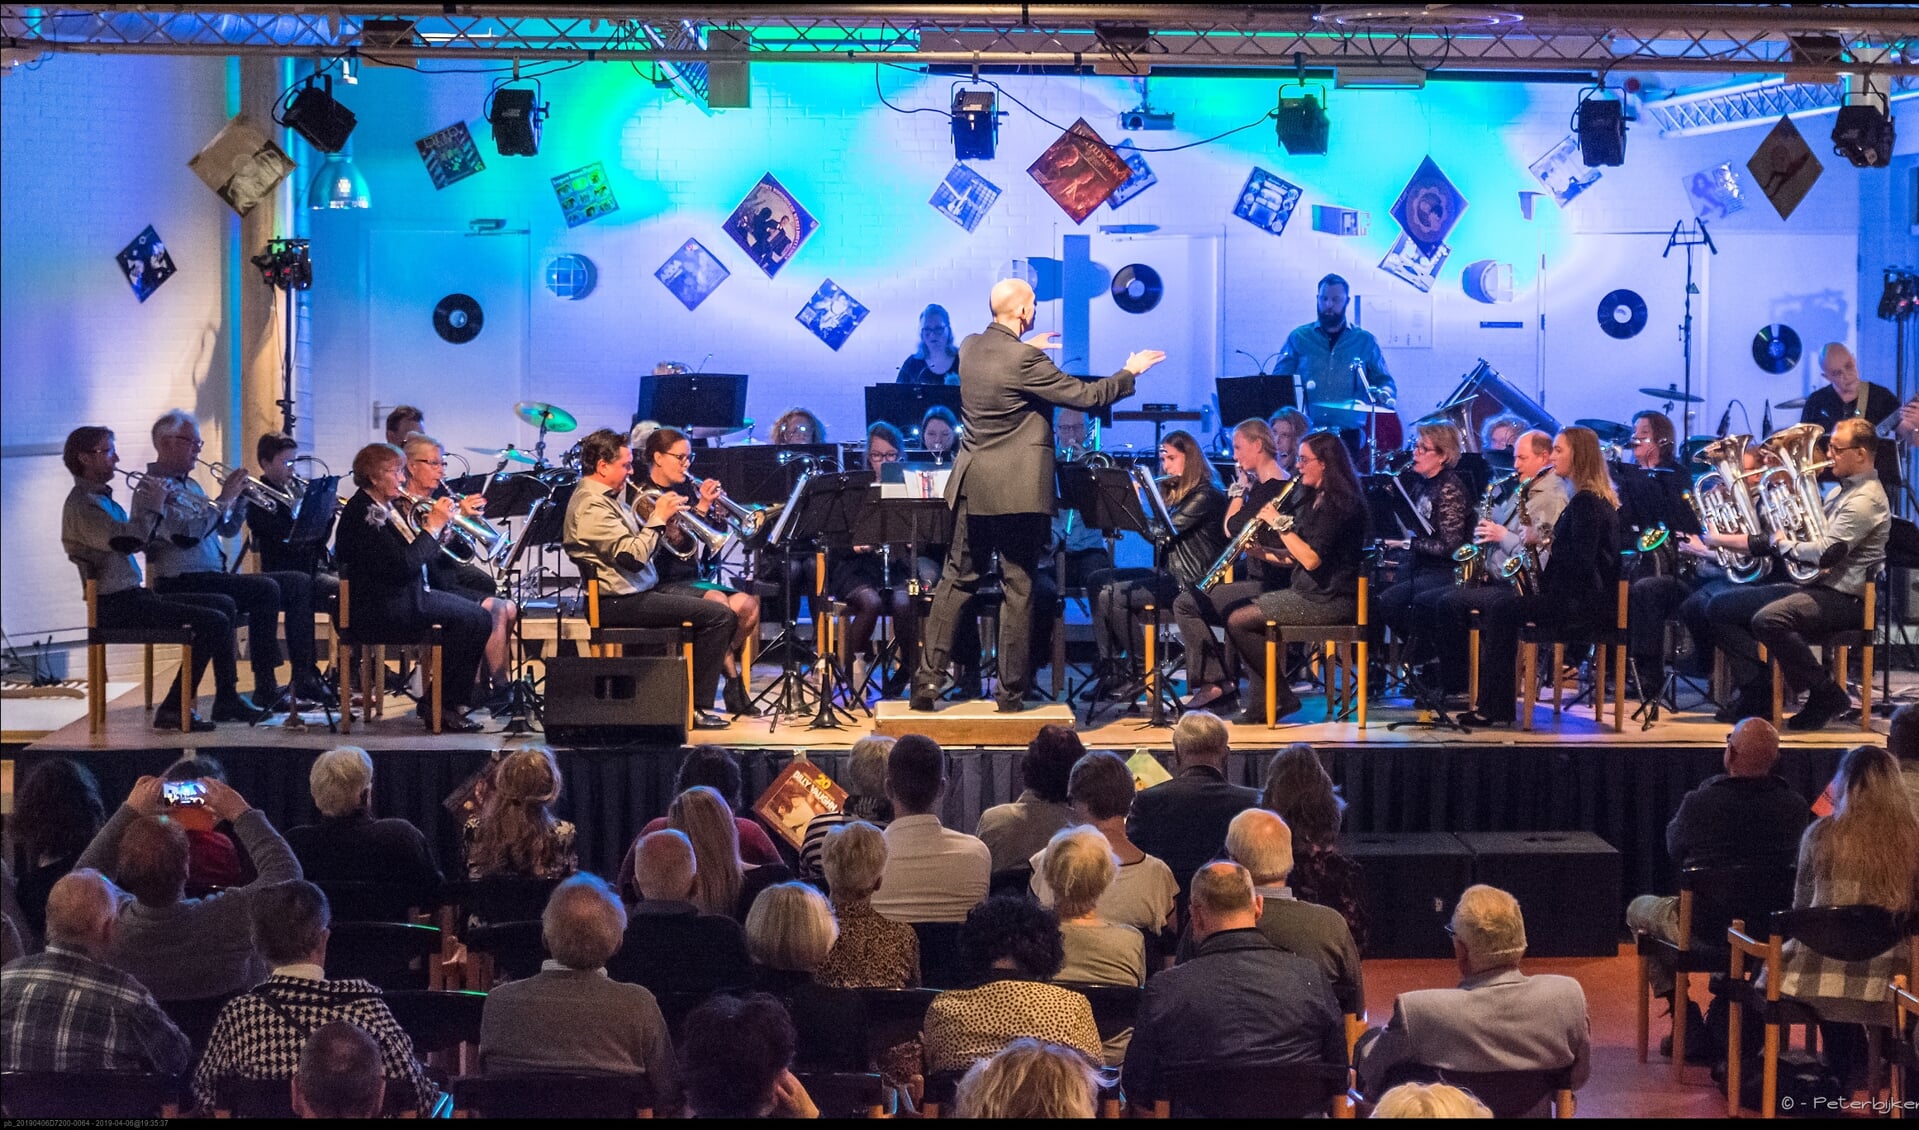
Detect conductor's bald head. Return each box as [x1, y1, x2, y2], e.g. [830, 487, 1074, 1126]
[990, 278, 1036, 326]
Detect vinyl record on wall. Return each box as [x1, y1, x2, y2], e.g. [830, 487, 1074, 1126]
[1751, 323, 1802, 374]
[1596, 289, 1647, 340]
[1110, 263, 1163, 314]
[433, 293, 484, 344]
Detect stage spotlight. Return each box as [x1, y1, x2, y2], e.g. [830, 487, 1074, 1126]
[281, 75, 357, 153]
[1832, 95, 1895, 168]
[951, 89, 1000, 161]
[307, 150, 369, 210]
[1275, 89, 1330, 155]
[1574, 92, 1626, 167]
[488, 84, 548, 157]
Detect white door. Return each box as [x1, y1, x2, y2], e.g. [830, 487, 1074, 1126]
[367, 229, 532, 470]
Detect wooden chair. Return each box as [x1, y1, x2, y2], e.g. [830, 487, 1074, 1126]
[211, 1073, 421, 1118]
[1768, 581, 1876, 732]
[919, 1069, 967, 1118]
[460, 920, 546, 989]
[1892, 974, 1918, 1118]
[1414, 1066, 1577, 1119]
[1726, 906, 1914, 1118]
[1262, 576, 1369, 728]
[314, 878, 437, 924]
[1520, 579, 1628, 732]
[1055, 980, 1143, 1050]
[1633, 862, 1797, 1080]
[334, 577, 445, 735]
[325, 920, 445, 992]
[85, 578, 195, 734]
[0, 1071, 182, 1118]
[584, 578, 698, 732]
[794, 1071, 890, 1118]
[909, 921, 968, 989]
[1144, 1062, 1356, 1118]
[450, 1072, 655, 1118]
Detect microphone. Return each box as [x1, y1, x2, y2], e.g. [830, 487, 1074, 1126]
[1716, 406, 1732, 437]
[693, 352, 714, 373]
[1761, 399, 1773, 436]
[1233, 349, 1267, 375]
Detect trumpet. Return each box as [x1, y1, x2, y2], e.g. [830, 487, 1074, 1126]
[199, 458, 296, 513]
[437, 489, 513, 565]
[686, 474, 777, 541]
[625, 482, 735, 561]
[118, 468, 222, 519]
[1197, 478, 1299, 593]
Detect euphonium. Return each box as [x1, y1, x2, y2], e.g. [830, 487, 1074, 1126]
[1690, 434, 1770, 584]
[1453, 473, 1516, 585]
[1197, 478, 1298, 593]
[1753, 423, 1832, 583]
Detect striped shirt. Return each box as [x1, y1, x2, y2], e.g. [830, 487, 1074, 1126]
[1, 945, 191, 1075]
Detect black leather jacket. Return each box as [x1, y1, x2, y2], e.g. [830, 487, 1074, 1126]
[1165, 481, 1229, 585]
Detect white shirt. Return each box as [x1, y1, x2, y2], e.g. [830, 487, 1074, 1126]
[871, 813, 991, 924]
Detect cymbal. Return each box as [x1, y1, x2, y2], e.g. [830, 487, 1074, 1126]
[1776, 397, 1807, 410]
[469, 445, 538, 465]
[1638, 386, 1705, 404]
[514, 401, 578, 432]
[1319, 399, 1397, 414]
[1574, 418, 1631, 442]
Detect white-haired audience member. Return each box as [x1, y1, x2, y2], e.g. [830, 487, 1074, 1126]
[0, 868, 190, 1075]
[799, 737, 897, 881]
[817, 822, 920, 989]
[607, 829, 752, 996]
[1044, 826, 1146, 989]
[954, 1037, 1100, 1119]
[292, 1021, 387, 1120]
[479, 874, 681, 1112]
[1356, 885, 1591, 1113]
[284, 747, 442, 915]
[1371, 1081, 1494, 1118]
[1030, 751, 1177, 937]
[745, 882, 840, 996]
[1126, 712, 1259, 892]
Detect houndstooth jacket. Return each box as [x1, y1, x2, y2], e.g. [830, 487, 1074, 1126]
[189, 970, 438, 1115]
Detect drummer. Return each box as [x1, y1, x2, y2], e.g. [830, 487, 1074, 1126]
[1270, 273, 1396, 430]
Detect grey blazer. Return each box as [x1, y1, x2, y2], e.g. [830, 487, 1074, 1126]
[1356, 967, 1592, 1098]
[946, 322, 1138, 516]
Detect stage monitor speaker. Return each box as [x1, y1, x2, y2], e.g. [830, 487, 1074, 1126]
[1458, 831, 1622, 957]
[543, 656, 687, 746]
[1338, 832, 1472, 959]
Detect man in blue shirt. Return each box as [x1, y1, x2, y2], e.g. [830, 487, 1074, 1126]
[1271, 274, 1395, 431]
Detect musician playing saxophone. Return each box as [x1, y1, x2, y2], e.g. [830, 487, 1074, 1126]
[1699, 417, 1889, 730]
[400, 435, 519, 710]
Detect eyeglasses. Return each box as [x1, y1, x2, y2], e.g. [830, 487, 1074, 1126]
[409, 458, 445, 467]
[160, 435, 204, 450]
[1414, 443, 1441, 455]
[1829, 443, 1859, 453]
[871, 449, 900, 463]
[663, 451, 694, 464]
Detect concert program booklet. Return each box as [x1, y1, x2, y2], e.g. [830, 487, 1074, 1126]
[753, 755, 849, 849]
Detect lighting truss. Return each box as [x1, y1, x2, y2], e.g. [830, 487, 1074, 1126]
[1645, 75, 1919, 137]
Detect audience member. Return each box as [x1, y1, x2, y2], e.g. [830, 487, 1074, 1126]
[1890, 704, 1919, 814]
[745, 882, 839, 996]
[11, 758, 107, 946]
[1772, 744, 1919, 1088]
[463, 746, 576, 881]
[74, 775, 301, 1000]
[1259, 744, 1369, 952]
[680, 992, 820, 1119]
[1044, 826, 1146, 988]
[160, 754, 250, 896]
[1128, 712, 1258, 892]
[798, 736, 896, 881]
[921, 897, 1102, 1076]
[608, 830, 752, 994]
[1123, 862, 1343, 1114]
[0, 869, 190, 1075]
[1030, 750, 1176, 936]
[670, 785, 791, 921]
[1356, 885, 1591, 1109]
[976, 726, 1083, 872]
[873, 735, 991, 924]
[284, 746, 442, 915]
[1370, 1081, 1493, 1119]
[954, 1037, 1100, 1119]
[291, 1021, 386, 1120]
[817, 821, 920, 989]
[635, 746, 782, 869]
[479, 874, 681, 1110]
[191, 880, 436, 1115]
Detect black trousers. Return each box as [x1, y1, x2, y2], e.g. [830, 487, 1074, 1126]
[1088, 567, 1180, 664]
[600, 589, 738, 711]
[1705, 582, 1862, 695]
[1223, 589, 1358, 703]
[1473, 594, 1606, 722]
[1377, 564, 1456, 657]
[409, 591, 493, 710]
[156, 570, 316, 685]
[1419, 581, 1520, 696]
[1172, 579, 1266, 687]
[916, 500, 1049, 706]
[97, 587, 240, 707]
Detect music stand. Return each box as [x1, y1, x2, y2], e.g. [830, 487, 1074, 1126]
[849, 495, 956, 700]
[1216, 375, 1297, 426]
[1058, 465, 1183, 726]
[865, 384, 962, 437]
[637, 373, 749, 430]
[1363, 474, 1430, 541]
[698, 444, 839, 506]
[774, 472, 873, 729]
[257, 476, 342, 731]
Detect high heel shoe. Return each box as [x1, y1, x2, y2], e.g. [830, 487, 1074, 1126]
[723, 674, 761, 718]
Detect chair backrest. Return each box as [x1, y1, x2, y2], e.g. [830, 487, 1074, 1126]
[1772, 904, 1907, 962]
[910, 921, 968, 989]
[458, 875, 564, 925]
[215, 1074, 298, 1118]
[1053, 981, 1143, 1042]
[451, 1071, 655, 1118]
[921, 1069, 967, 1117]
[988, 864, 1034, 900]
[381, 990, 488, 1059]
[788, 986, 942, 1073]
[794, 1071, 889, 1118]
[0, 1070, 180, 1119]
[1428, 1066, 1574, 1119]
[1152, 1061, 1350, 1119]
[160, 992, 240, 1055]
[325, 920, 444, 991]
[1679, 862, 1798, 950]
[461, 920, 549, 982]
[316, 879, 435, 923]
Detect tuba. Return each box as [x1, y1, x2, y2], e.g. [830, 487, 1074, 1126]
[1753, 423, 1832, 583]
[1689, 434, 1770, 584]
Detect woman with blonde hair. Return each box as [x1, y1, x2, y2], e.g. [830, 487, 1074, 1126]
[896, 303, 959, 385]
[670, 785, 791, 920]
[745, 882, 839, 990]
[953, 1038, 1100, 1119]
[463, 746, 575, 880]
[1460, 426, 1620, 727]
[1376, 420, 1472, 672]
[770, 408, 826, 446]
[1371, 1081, 1493, 1118]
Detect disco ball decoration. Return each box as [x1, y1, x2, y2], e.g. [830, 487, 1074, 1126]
[544, 253, 598, 300]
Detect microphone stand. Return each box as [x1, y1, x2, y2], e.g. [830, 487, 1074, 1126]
[1662, 220, 1716, 441]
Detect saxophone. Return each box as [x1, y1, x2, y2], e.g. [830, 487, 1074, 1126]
[1452, 473, 1516, 585]
[1197, 478, 1299, 593]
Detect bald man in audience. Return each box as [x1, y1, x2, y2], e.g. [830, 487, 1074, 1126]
[1, 868, 191, 1075]
[293, 1021, 386, 1120]
[606, 830, 751, 995]
[1356, 885, 1591, 1111]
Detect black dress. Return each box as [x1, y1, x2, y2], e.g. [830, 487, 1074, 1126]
[896, 355, 958, 385]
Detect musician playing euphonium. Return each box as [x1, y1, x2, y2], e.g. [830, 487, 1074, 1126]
[1376, 420, 1473, 661]
[1215, 430, 1370, 724]
[1172, 418, 1291, 713]
[1618, 410, 1715, 696]
[561, 427, 735, 730]
[1457, 427, 1620, 728]
[1698, 416, 1890, 730]
[641, 426, 762, 716]
[400, 434, 519, 709]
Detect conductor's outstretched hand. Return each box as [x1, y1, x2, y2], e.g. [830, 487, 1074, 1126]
[1023, 330, 1061, 350]
[1124, 350, 1168, 375]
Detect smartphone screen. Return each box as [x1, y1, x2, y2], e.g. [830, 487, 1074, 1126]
[163, 780, 207, 806]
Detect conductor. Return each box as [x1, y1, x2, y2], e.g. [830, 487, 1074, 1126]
[910, 277, 1166, 713]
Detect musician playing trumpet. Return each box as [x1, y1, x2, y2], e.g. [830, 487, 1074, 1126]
[1699, 417, 1889, 730]
[246, 432, 340, 606]
[401, 435, 519, 710]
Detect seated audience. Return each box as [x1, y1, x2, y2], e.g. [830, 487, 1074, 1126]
[0, 868, 190, 1075]
[954, 1037, 1101, 1119]
[479, 874, 681, 1110]
[1356, 885, 1592, 1107]
[1370, 1081, 1493, 1119]
[74, 775, 301, 1001]
[921, 897, 1102, 1076]
[670, 785, 791, 921]
[160, 754, 251, 896]
[1891, 703, 1919, 815]
[608, 829, 752, 994]
[634, 745, 783, 872]
[1044, 826, 1146, 989]
[1123, 862, 1343, 1114]
[1128, 712, 1258, 892]
[1260, 744, 1369, 952]
[1030, 751, 1177, 937]
[284, 746, 442, 915]
[976, 726, 1083, 873]
[192, 880, 436, 1115]
[873, 735, 991, 924]
[798, 737, 896, 881]
[463, 746, 576, 882]
[817, 821, 920, 989]
[745, 881, 839, 997]
[679, 992, 820, 1119]
[292, 1021, 387, 1120]
[10, 757, 106, 948]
